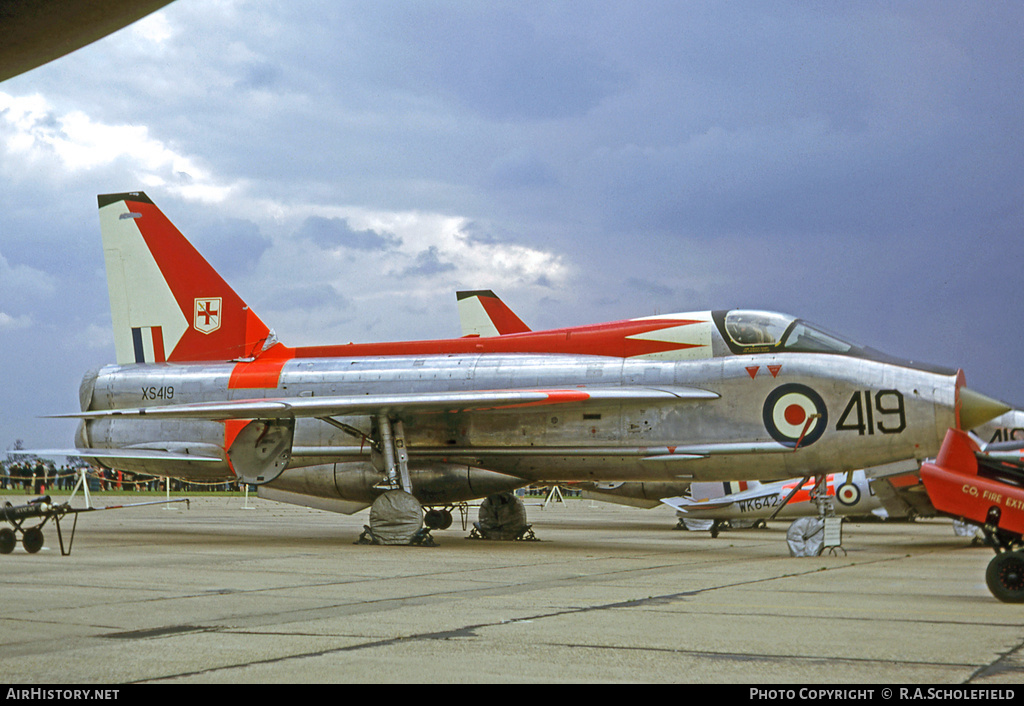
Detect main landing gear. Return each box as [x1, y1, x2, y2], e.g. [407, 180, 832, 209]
[358, 415, 537, 545]
[357, 417, 435, 546]
[468, 492, 537, 541]
[357, 489, 537, 545]
[356, 490, 437, 546]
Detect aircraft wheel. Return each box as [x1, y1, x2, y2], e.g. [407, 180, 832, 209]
[22, 528, 44, 554]
[424, 509, 453, 530]
[0, 528, 15, 554]
[475, 493, 528, 540]
[986, 551, 1024, 603]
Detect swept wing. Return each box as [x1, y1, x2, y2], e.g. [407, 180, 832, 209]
[57, 385, 717, 420]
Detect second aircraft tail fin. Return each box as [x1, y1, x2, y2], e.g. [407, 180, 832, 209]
[456, 290, 532, 337]
[98, 192, 276, 364]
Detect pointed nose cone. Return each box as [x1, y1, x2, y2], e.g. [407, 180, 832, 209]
[957, 387, 1011, 431]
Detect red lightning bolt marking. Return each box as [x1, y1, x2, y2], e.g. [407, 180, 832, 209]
[793, 413, 822, 451]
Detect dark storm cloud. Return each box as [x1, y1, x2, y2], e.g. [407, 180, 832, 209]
[302, 3, 623, 122]
[266, 282, 349, 312]
[192, 217, 273, 277]
[2, 1, 1024, 450]
[401, 246, 456, 277]
[403, 8, 621, 121]
[484, 150, 559, 191]
[625, 277, 674, 301]
[296, 216, 402, 252]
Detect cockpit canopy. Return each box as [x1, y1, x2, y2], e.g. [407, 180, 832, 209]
[717, 310, 855, 355]
[713, 309, 955, 374]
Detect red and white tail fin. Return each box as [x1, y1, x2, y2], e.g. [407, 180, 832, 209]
[456, 290, 531, 337]
[98, 192, 276, 364]
[688, 481, 755, 502]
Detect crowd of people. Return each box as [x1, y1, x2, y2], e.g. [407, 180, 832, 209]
[1, 460, 239, 493]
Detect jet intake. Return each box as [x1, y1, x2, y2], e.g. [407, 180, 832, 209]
[74, 420, 90, 449]
[79, 367, 100, 411]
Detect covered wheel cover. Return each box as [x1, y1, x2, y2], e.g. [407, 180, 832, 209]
[477, 493, 528, 540]
[366, 490, 424, 545]
[986, 551, 1024, 603]
[786, 517, 824, 557]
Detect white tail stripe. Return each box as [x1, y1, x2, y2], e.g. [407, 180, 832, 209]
[100, 199, 187, 365]
[131, 326, 165, 363]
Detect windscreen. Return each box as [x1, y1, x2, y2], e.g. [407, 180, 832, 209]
[782, 321, 854, 354]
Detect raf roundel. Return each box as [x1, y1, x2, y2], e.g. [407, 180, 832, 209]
[762, 384, 828, 448]
[837, 482, 861, 506]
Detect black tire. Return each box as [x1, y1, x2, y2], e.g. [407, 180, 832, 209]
[0, 528, 15, 554]
[424, 509, 453, 531]
[22, 527, 44, 554]
[985, 551, 1024, 603]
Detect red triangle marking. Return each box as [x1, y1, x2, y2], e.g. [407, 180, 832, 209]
[768, 365, 782, 378]
[746, 366, 759, 379]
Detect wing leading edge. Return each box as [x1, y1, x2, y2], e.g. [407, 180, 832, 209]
[57, 385, 719, 420]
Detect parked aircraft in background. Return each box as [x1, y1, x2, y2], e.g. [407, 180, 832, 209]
[33, 193, 1010, 543]
[663, 472, 898, 537]
[583, 411, 1024, 536]
[973, 409, 1024, 458]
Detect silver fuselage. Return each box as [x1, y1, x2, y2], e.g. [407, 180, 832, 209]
[78, 350, 956, 486]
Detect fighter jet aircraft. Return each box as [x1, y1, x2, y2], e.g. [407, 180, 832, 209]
[974, 409, 1024, 448]
[43, 192, 1010, 542]
[661, 472, 895, 536]
[455, 291, 1018, 532]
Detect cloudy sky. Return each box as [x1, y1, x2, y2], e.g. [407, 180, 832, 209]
[1, 0, 1022, 450]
